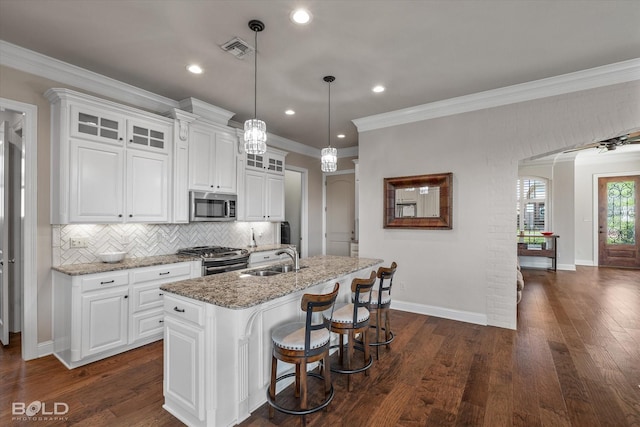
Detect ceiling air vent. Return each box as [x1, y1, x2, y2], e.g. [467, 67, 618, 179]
[220, 37, 254, 59]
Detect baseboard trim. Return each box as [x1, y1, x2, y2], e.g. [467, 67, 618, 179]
[557, 263, 577, 271]
[576, 259, 596, 266]
[391, 300, 487, 326]
[37, 340, 53, 358]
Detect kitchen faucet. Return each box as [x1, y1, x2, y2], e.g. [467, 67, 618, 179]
[276, 246, 299, 271]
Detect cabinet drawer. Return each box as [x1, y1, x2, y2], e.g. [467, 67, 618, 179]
[130, 308, 164, 342]
[131, 282, 164, 313]
[82, 272, 129, 292]
[164, 294, 204, 326]
[133, 263, 191, 284]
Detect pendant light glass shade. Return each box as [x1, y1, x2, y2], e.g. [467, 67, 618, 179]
[321, 146, 337, 172]
[321, 75, 337, 172]
[244, 20, 267, 155]
[244, 119, 267, 154]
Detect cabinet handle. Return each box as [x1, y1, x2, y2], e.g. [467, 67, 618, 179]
[173, 307, 185, 313]
[159, 272, 170, 276]
[100, 280, 115, 285]
[159, 320, 164, 323]
[159, 292, 164, 296]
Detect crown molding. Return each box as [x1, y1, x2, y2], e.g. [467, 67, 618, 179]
[353, 58, 640, 132]
[0, 40, 179, 113]
[0, 40, 348, 158]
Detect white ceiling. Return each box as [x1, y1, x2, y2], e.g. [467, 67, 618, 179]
[1, 0, 639, 151]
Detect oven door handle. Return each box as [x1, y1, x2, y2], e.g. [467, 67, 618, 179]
[205, 263, 247, 274]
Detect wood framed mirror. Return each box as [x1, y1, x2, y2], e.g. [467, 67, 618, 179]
[384, 172, 453, 229]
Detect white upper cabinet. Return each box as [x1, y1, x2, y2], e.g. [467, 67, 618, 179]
[188, 123, 237, 194]
[46, 88, 173, 224]
[239, 147, 286, 222]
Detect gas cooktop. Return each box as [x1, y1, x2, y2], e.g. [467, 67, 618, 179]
[177, 245, 249, 260]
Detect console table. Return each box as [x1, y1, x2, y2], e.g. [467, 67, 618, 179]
[517, 234, 559, 271]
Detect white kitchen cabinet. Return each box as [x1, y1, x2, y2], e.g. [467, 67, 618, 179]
[67, 138, 169, 223]
[163, 294, 206, 423]
[188, 123, 237, 194]
[240, 147, 286, 222]
[52, 260, 200, 369]
[46, 88, 174, 224]
[246, 151, 284, 174]
[126, 149, 169, 222]
[69, 139, 124, 222]
[81, 286, 129, 358]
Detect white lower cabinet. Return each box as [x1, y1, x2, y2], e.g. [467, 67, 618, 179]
[163, 295, 205, 423]
[53, 261, 200, 369]
[81, 286, 129, 358]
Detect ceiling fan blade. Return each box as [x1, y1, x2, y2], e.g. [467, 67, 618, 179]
[562, 142, 600, 153]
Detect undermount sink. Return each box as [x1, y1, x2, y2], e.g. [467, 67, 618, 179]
[244, 264, 307, 277]
[246, 269, 282, 277]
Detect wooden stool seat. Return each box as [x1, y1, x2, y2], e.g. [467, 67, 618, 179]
[267, 283, 340, 425]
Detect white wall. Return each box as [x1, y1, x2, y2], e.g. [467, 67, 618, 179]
[574, 153, 640, 265]
[358, 81, 640, 329]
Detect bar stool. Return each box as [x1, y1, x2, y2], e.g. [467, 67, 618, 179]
[267, 283, 340, 425]
[366, 262, 397, 359]
[324, 271, 376, 391]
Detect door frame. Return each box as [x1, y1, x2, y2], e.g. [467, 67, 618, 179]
[284, 165, 308, 259]
[322, 168, 355, 255]
[592, 170, 640, 266]
[0, 98, 38, 360]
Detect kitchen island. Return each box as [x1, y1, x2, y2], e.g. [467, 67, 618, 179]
[160, 255, 382, 427]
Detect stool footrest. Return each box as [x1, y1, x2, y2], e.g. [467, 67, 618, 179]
[329, 343, 373, 374]
[266, 372, 334, 416]
[368, 327, 395, 346]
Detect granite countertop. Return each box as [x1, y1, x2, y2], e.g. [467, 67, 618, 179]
[51, 254, 201, 276]
[160, 255, 383, 310]
[51, 245, 294, 276]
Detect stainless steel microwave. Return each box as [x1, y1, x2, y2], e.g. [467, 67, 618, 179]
[189, 192, 237, 222]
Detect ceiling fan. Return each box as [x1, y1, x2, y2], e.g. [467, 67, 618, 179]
[563, 131, 640, 153]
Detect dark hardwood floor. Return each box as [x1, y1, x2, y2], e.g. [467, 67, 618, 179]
[1, 266, 639, 426]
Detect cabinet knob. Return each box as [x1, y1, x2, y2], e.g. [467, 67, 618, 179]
[129, 214, 133, 218]
[118, 214, 123, 218]
[119, 137, 123, 141]
[159, 292, 164, 296]
[124, 295, 128, 299]
[159, 320, 164, 323]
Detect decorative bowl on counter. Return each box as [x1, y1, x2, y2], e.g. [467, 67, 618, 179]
[98, 251, 126, 263]
[540, 232, 554, 236]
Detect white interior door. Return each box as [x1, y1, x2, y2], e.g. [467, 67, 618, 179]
[0, 120, 9, 345]
[326, 173, 355, 256]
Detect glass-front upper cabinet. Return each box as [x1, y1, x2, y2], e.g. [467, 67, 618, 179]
[70, 105, 125, 144]
[127, 120, 171, 151]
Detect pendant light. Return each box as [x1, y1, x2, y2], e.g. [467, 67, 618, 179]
[244, 20, 267, 155]
[321, 75, 337, 172]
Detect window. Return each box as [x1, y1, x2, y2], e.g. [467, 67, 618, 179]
[516, 177, 549, 232]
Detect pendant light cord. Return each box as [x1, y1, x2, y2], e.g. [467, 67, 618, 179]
[327, 79, 331, 148]
[254, 28, 258, 120]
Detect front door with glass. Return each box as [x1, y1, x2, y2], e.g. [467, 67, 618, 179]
[598, 175, 640, 268]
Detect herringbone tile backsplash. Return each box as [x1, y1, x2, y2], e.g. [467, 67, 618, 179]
[53, 222, 277, 266]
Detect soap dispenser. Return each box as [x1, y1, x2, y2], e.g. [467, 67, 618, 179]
[248, 228, 257, 248]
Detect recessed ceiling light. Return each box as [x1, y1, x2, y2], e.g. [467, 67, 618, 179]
[337, 134, 346, 139]
[187, 64, 203, 74]
[290, 9, 312, 24]
[285, 109, 295, 115]
[372, 85, 385, 93]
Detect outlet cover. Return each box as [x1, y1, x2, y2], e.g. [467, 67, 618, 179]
[70, 237, 89, 248]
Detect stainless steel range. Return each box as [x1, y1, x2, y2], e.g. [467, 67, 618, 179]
[177, 246, 249, 276]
